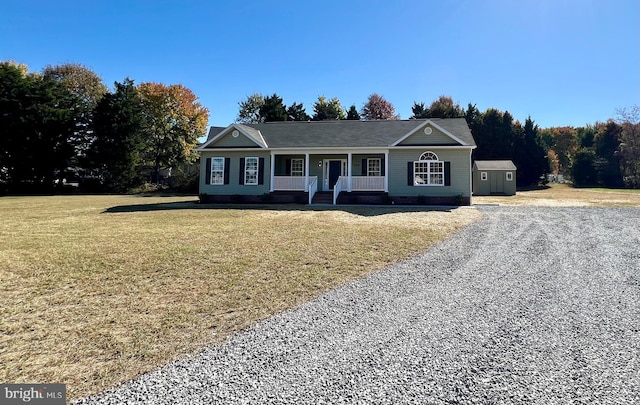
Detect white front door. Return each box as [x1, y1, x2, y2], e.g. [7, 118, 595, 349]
[323, 159, 347, 191]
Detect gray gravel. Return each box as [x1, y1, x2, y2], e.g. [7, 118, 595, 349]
[74, 206, 640, 404]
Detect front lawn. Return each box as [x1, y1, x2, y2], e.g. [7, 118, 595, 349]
[0, 196, 480, 400]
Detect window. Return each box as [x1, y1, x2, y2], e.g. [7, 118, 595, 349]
[506, 172, 513, 181]
[419, 151, 439, 161]
[291, 158, 304, 176]
[367, 158, 381, 176]
[210, 157, 225, 185]
[481, 172, 488, 181]
[244, 157, 258, 185]
[414, 151, 444, 186]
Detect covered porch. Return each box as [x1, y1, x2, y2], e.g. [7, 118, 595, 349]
[269, 151, 389, 204]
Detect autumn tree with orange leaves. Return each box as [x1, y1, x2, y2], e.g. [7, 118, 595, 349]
[138, 83, 209, 183]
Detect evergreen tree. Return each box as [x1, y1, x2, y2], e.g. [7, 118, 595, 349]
[312, 96, 345, 120]
[346, 104, 361, 120]
[259, 93, 287, 122]
[89, 79, 146, 192]
[286, 102, 310, 121]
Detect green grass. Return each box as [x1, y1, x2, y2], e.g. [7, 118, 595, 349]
[0, 195, 480, 400]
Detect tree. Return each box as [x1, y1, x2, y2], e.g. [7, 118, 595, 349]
[89, 79, 146, 192]
[593, 120, 623, 187]
[236, 93, 265, 123]
[412, 96, 465, 119]
[287, 102, 310, 121]
[542, 127, 577, 176]
[472, 108, 514, 160]
[346, 104, 361, 120]
[259, 93, 287, 122]
[572, 149, 598, 186]
[512, 117, 549, 186]
[361, 93, 398, 120]
[616, 105, 640, 188]
[138, 82, 209, 183]
[0, 61, 78, 192]
[312, 96, 345, 120]
[42, 63, 106, 109]
[411, 102, 428, 119]
[42, 63, 107, 169]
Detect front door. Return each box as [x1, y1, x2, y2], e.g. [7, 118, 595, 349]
[323, 159, 347, 191]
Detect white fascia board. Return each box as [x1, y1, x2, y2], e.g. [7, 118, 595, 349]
[392, 119, 468, 146]
[391, 145, 476, 150]
[196, 124, 266, 151]
[197, 126, 232, 149]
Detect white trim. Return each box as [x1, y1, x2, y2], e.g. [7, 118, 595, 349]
[290, 158, 304, 176]
[367, 158, 382, 176]
[244, 156, 259, 185]
[413, 160, 445, 186]
[506, 172, 514, 181]
[481, 171, 488, 181]
[384, 151, 389, 192]
[198, 145, 476, 153]
[304, 153, 310, 192]
[210, 157, 225, 185]
[468, 149, 473, 205]
[347, 153, 352, 192]
[323, 159, 347, 191]
[197, 124, 266, 150]
[392, 119, 468, 146]
[269, 152, 275, 192]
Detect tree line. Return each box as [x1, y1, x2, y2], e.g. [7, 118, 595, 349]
[539, 107, 640, 188]
[236, 93, 549, 187]
[0, 61, 208, 194]
[3, 58, 637, 194]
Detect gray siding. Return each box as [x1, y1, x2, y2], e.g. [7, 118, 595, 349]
[472, 169, 516, 196]
[398, 124, 458, 146]
[207, 130, 262, 148]
[388, 149, 472, 197]
[200, 151, 271, 195]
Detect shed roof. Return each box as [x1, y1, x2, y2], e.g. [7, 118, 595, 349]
[202, 118, 475, 149]
[473, 160, 517, 170]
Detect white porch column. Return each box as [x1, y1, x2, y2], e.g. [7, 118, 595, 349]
[305, 153, 310, 192]
[347, 152, 352, 192]
[384, 151, 389, 192]
[270, 152, 275, 192]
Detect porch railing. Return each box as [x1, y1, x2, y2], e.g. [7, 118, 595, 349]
[308, 176, 318, 205]
[351, 176, 385, 191]
[273, 176, 306, 190]
[333, 176, 346, 205]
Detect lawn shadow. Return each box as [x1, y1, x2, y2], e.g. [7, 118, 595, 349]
[103, 201, 456, 216]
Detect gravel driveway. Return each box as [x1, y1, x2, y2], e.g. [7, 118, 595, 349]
[75, 206, 640, 404]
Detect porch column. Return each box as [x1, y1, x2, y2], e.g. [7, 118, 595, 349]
[384, 151, 389, 192]
[270, 152, 275, 192]
[305, 153, 309, 192]
[347, 152, 352, 192]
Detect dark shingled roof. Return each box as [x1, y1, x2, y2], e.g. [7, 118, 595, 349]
[205, 118, 475, 148]
[474, 160, 517, 170]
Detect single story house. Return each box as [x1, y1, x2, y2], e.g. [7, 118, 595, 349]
[197, 118, 477, 205]
[472, 160, 517, 196]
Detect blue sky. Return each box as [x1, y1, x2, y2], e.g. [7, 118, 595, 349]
[1, 0, 638, 132]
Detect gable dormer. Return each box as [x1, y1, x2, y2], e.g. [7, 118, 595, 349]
[393, 120, 466, 147]
[198, 124, 267, 149]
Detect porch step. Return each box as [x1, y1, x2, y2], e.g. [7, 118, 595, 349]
[311, 191, 333, 204]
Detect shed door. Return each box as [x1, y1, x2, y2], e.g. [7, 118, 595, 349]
[490, 173, 503, 193]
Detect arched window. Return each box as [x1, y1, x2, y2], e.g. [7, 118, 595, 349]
[414, 151, 444, 186]
[419, 151, 439, 161]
